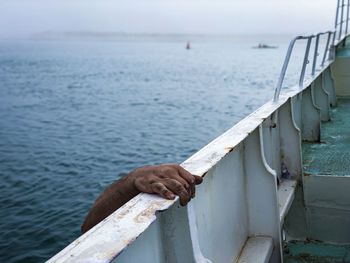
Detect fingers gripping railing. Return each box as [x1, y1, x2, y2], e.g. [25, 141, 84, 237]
[273, 31, 334, 102]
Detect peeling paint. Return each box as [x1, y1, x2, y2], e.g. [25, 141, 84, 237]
[224, 146, 236, 153]
[134, 201, 166, 223]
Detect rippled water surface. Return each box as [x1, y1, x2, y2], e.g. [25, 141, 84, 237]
[0, 35, 305, 262]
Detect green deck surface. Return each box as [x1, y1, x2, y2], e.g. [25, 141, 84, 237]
[285, 38, 350, 262]
[284, 240, 350, 263]
[302, 98, 350, 176]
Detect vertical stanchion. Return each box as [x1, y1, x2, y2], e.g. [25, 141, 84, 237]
[346, 0, 350, 35]
[312, 35, 320, 76]
[299, 37, 312, 88]
[339, 0, 345, 40]
[273, 38, 298, 102]
[333, 0, 340, 45]
[321, 32, 331, 67]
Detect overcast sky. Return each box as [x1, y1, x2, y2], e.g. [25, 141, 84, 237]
[0, 0, 337, 38]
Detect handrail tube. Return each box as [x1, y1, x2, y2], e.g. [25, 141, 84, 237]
[321, 32, 332, 67]
[299, 37, 312, 88]
[346, 0, 350, 35]
[274, 31, 333, 102]
[335, 0, 340, 29]
[317, 31, 333, 56]
[339, 0, 345, 40]
[273, 36, 300, 102]
[333, 28, 337, 46]
[273, 35, 314, 102]
[334, 0, 340, 45]
[312, 34, 320, 76]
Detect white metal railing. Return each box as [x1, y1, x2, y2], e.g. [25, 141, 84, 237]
[273, 31, 334, 102]
[335, 0, 350, 41]
[273, 0, 350, 102]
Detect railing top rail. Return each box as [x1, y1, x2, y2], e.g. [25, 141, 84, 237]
[316, 30, 335, 36]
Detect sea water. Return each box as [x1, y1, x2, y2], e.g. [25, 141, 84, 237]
[0, 35, 306, 262]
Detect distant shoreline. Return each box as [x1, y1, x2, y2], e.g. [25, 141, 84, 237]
[0, 31, 295, 42]
[29, 31, 294, 41]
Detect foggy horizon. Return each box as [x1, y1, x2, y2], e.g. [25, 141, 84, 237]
[31, 30, 299, 37]
[0, 0, 337, 39]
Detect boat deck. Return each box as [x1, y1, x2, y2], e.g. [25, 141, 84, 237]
[302, 98, 350, 176]
[284, 240, 350, 263]
[287, 98, 350, 262]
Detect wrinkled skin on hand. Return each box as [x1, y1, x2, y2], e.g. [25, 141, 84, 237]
[131, 164, 203, 206]
[81, 164, 203, 233]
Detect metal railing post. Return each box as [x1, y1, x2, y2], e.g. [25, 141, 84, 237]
[333, 0, 340, 46]
[273, 38, 298, 102]
[312, 34, 320, 76]
[335, 0, 341, 36]
[346, 0, 350, 35]
[299, 37, 312, 88]
[321, 32, 332, 67]
[329, 32, 337, 61]
[339, 0, 345, 40]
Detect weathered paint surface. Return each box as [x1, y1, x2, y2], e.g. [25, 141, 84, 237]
[322, 68, 337, 107]
[47, 194, 175, 263]
[331, 41, 350, 96]
[279, 98, 302, 180]
[301, 86, 321, 142]
[278, 179, 297, 224]
[237, 237, 273, 263]
[312, 75, 330, 121]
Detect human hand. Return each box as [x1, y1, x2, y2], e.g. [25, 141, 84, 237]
[127, 164, 203, 206]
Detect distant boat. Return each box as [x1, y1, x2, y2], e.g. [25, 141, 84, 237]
[252, 43, 278, 49]
[186, 41, 191, 50]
